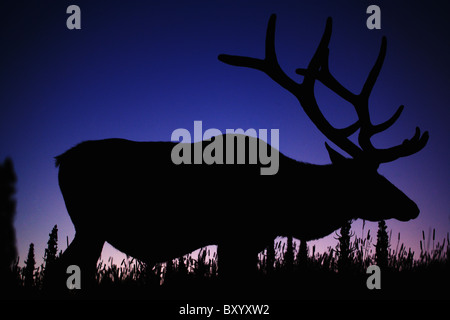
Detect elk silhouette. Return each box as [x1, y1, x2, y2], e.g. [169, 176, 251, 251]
[55, 15, 428, 288]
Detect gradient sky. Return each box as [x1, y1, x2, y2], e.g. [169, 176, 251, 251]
[1, 0, 449, 266]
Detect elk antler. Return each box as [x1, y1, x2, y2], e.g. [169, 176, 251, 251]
[218, 14, 429, 165]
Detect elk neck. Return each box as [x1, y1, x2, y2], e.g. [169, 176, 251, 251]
[275, 160, 356, 240]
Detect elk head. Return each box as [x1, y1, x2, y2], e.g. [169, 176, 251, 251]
[218, 15, 428, 223]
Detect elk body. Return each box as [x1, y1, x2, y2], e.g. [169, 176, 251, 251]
[55, 15, 428, 287]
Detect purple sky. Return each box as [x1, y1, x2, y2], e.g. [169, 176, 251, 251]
[1, 0, 449, 266]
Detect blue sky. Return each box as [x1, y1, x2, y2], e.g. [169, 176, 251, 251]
[0, 0, 449, 265]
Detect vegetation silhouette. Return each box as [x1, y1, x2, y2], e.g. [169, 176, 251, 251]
[0, 157, 18, 297]
[51, 14, 429, 296]
[23, 243, 36, 289]
[8, 222, 450, 300]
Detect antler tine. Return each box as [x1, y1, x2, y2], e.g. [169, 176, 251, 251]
[297, 22, 428, 164]
[219, 15, 363, 159]
[356, 37, 429, 163]
[357, 37, 388, 153]
[219, 15, 428, 163]
[360, 37, 387, 100]
[296, 18, 357, 111]
[372, 127, 429, 164]
[372, 105, 404, 134]
[218, 14, 299, 94]
[294, 17, 362, 157]
[295, 17, 361, 147]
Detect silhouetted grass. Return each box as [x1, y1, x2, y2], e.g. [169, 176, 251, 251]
[5, 227, 449, 300]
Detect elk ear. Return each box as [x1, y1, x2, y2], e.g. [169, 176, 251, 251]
[325, 142, 347, 165]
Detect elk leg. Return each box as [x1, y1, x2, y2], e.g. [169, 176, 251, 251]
[57, 232, 104, 291]
[218, 241, 258, 297]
